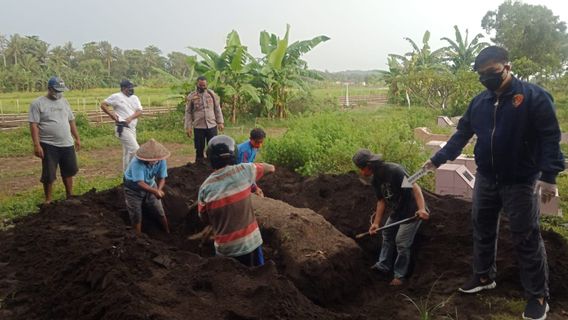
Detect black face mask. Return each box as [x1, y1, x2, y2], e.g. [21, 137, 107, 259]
[479, 69, 505, 91]
[197, 86, 206, 93]
[125, 88, 134, 97]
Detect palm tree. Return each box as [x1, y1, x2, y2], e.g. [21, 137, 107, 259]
[441, 25, 489, 72]
[0, 34, 8, 68]
[6, 34, 24, 66]
[98, 41, 115, 77]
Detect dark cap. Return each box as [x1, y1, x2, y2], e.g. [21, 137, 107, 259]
[47, 76, 69, 92]
[352, 149, 383, 168]
[473, 46, 509, 71]
[120, 79, 136, 88]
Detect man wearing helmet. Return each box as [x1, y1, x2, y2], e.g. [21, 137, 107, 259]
[197, 135, 275, 266]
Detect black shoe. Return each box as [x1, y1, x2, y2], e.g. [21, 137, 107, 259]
[370, 262, 390, 273]
[458, 275, 496, 293]
[522, 297, 549, 320]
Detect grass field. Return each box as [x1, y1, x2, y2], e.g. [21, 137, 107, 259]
[0, 87, 181, 114]
[312, 85, 387, 100]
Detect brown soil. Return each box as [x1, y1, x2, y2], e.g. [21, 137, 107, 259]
[0, 164, 567, 320]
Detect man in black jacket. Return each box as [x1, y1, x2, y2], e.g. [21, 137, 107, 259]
[424, 46, 564, 320]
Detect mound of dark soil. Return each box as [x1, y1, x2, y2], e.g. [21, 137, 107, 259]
[0, 189, 350, 320]
[1, 163, 567, 320]
[258, 168, 568, 318]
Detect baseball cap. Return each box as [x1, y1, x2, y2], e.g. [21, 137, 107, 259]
[47, 76, 69, 92]
[352, 149, 383, 168]
[473, 46, 509, 71]
[120, 79, 136, 88]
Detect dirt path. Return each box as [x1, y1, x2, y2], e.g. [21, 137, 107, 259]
[0, 142, 193, 198]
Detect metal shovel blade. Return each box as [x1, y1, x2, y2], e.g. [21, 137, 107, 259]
[401, 167, 428, 188]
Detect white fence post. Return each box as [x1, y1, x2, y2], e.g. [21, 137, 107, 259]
[16, 99, 20, 114]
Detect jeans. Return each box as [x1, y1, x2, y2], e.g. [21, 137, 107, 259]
[375, 217, 421, 279]
[471, 173, 549, 298]
[115, 126, 139, 172]
[194, 127, 218, 160]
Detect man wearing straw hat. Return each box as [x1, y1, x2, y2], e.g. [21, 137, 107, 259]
[124, 139, 171, 235]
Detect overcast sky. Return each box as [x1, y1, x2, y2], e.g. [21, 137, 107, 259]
[1, 0, 567, 72]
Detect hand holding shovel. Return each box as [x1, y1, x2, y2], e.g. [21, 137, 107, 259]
[355, 214, 419, 239]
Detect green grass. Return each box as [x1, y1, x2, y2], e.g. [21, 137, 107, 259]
[312, 85, 387, 100]
[0, 86, 179, 114]
[475, 296, 525, 320]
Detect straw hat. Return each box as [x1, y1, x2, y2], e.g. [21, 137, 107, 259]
[136, 139, 171, 161]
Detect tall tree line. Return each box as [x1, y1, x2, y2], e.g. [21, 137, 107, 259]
[0, 34, 191, 92]
[384, 1, 568, 116]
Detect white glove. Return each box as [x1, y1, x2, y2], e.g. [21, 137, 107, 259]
[422, 160, 437, 172]
[534, 180, 556, 203]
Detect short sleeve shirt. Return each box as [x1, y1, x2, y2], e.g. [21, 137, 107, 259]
[198, 163, 267, 257]
[124, 158, 168, 189]
[28, 96, 75, 147]
[237, 141, 258, 164]
[104, 93, 143, 129]
[372, 163, 417, 220]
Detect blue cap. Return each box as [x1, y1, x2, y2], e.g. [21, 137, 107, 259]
[47, 76, 69, 92]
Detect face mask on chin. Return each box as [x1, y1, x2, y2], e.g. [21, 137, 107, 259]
[53, 92, 63, 100]
[479, 69, 505, 91]
[359, 174, 374, 186]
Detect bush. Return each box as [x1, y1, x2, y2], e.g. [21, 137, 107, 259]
[263, 109, 432, 176]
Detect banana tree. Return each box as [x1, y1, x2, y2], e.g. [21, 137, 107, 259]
[441, 25, 488, 72]
[402, 31, 447, 71]
[188, 30, 260, 123]
[256, 24, 329, 118]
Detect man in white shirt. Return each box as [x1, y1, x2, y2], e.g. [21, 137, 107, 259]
[100, 80, 143, 172]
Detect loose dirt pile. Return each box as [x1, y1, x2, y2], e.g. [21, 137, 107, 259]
[0, 163, 567, 320]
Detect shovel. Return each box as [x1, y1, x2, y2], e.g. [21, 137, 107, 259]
[355, 214, 418, 239]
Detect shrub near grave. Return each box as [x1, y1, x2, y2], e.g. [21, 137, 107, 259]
[264, 111, 430, 176]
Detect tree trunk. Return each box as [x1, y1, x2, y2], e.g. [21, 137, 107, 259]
[231, 95, 237, 124]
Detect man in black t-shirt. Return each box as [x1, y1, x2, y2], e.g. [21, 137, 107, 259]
[353, 149, 429, 286]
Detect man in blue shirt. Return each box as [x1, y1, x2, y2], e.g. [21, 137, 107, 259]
[424, 46, 564, 320]
[124, 139, 171, 235]
[237, 128, 266, 196]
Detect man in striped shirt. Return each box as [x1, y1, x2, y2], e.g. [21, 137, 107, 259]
[198, 135, 275, 266]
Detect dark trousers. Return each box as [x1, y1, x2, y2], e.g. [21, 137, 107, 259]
[194, 127, 218, 160]
[472, 173, 549, 298]
[234, 246, 265, 267]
